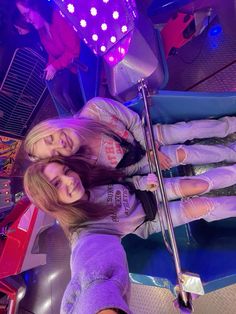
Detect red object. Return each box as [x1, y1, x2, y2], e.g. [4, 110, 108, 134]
[0, 197, 30, 229]
[161, 12, 195, 57]
[39, 9, 81, 72]
[0, 202, 47, 279]
[0, 277, 26, 314]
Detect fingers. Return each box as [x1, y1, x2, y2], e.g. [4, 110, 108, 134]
[44, 65, 56, 80]
[147, 173, 159, 191]
[148, 150, 172, 170]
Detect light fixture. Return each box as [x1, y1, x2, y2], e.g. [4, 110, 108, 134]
[67, 3, 75, 14]
[54, 0, 137, 56]
[90, 7, 97, 16]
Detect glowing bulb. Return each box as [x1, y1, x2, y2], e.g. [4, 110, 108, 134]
[103, 0, 109, 3]
[90, 7, 97, 16]
[109, 56, 114, 62]
[121, 25, 127, 33]
[110, 36, 116, 43]
[101, 23, 108, 31]
[80, 19, 87, 27]
[112, 11, 119, 19]
[59, 10, 65, 18]
[100, 45, 106, 52]
[67, 3, 75, 14]
[83, 38, 88, 44]
[92, 34, 98, 41]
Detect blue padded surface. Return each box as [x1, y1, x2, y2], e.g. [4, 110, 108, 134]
[124, 91, 236, 294]
[127, 91, 236, 124]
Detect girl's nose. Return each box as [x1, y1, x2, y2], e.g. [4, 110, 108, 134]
[62, 174, 74, 186]
[59, 139, 64, 148]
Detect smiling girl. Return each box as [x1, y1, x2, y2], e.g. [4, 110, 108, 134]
[24, 156, 236, 313]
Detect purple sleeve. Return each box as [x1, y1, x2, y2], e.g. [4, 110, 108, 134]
[60, 233, 132, 314]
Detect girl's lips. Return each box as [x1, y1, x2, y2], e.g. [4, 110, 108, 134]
[65, 133, 72, 150]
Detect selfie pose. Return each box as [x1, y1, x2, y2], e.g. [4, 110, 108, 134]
[24, 156, 236, 313]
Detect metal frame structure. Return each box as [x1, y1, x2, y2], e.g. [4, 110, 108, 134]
[138, 79, 204, 312]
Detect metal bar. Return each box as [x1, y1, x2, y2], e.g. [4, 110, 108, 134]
[138, 78, 190, 307]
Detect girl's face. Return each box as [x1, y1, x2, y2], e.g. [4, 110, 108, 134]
[43, 162, 86, 204]
[16, 3, 45, 30]
[33, 129, 81, 159]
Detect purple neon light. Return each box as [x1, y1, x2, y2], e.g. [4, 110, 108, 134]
[67, 3, 75, 14]
[54, 0, 137, 57]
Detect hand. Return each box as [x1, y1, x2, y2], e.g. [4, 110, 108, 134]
[44, 64, 56, 80]
[149, 146, 172, 170]
[146, 173, 159, 191]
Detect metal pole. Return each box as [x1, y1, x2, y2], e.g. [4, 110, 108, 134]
[138, 78, 190, 307]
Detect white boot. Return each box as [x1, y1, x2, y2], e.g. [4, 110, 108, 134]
[156, 116, 236, 145]
[161, 143, 236, 167]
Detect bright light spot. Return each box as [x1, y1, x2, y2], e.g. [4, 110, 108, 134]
[110, 36, 116, 43]
[90, 7, 97, 16]
[80, 19, 87, 27]
[121, 25, 128, 33]
[59, 10, 65, 18]
[118, 47, 125, 54]
[101, 23, 108, 31]
[113, 11, 119, 19]
[67, 3, 75, 14]
[209, 25, 222, 36]
[103, 0, 109, 3]
[83, 38, 88, 44]
[93, 49, 97, 55]
[109, 56, 114, 62]
[120, 48, 125, 54]
[100, 45, 106, 52]
[92, 34, 98, 41]
[73, 26, 78, 32]
[42, 299, 51, 312]
[48, 272, 59, 282]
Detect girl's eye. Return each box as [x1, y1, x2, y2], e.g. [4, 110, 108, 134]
[65, 168, 72, 175]
[54, 180, 61, 188]
[45, 135, 53, 145]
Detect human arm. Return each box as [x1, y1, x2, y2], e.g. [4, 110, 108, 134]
[60, 233, 132, 314]
[80, 97, 145, 145]
[80, 97, 171, 171]
[124, 148, 171, 176]
[126, 173, 159, 192]
[49, 11, 81, 71]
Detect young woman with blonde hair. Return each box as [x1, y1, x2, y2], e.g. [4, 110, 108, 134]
[24, 97, 236, 200]
[24, 156, 236, 313]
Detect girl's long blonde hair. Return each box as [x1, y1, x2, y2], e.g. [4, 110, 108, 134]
[24, 156, 124, 235]
[24, 117, 115, 161]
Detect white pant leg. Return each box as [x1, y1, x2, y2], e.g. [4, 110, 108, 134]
[170, 196, 236, 225]
[154, 116, 236, 145]
[161, 143, 236, 167]
[137, 196, 236, 239]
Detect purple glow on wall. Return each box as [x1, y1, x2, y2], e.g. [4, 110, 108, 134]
[54, 0, 137, 58]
